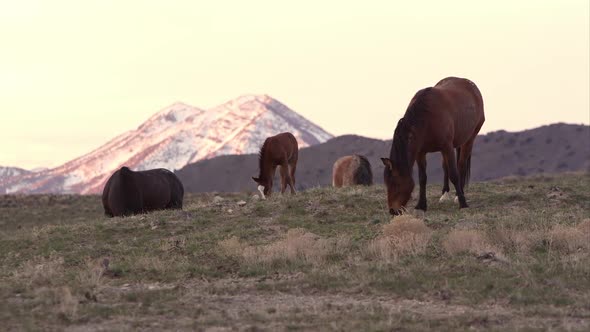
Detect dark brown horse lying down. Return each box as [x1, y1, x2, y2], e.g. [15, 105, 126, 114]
[381, 77, 485, 215]
[332, 155, 373, 187]
[102, 166, 184, 217]
[252, 132, 299, 198]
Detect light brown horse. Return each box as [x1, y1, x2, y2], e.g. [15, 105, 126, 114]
[252, 132, 298, 198]
[381, 77, 485, 215]
[332, 155, 373, 187]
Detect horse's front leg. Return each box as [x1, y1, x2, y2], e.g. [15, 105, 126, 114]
[415, 153, 428, 211]
[288, 163, 297, 194]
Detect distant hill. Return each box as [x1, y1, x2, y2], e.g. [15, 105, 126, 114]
[0, 95, 332, 194]
[176, 123, 589, 193]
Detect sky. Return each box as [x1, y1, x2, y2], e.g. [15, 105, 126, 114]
[1, 0, 588, 169]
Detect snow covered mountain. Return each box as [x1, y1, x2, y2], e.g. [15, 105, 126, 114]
[0, 167, 31, 181]
[1, 95, 332, 194]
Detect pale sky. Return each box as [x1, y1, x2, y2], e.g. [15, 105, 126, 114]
[1, 0, 588, 169]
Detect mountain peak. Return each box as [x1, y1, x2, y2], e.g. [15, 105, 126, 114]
[145, 101, 204, 124]
[234, 93, 272, 102]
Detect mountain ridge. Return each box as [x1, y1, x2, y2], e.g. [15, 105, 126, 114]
[175, 123, 590, 193]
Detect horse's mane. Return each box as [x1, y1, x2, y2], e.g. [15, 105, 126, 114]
[390, 87, 432, 175]
[257, 139, 270, 179]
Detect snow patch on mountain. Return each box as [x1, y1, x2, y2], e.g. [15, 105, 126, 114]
[0, 167, 31, 185]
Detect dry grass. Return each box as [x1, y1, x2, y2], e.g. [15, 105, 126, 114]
[131, 254, 189, 274]
[219, 228, 350, 266]
[218, 236, 244, 256]
[58, 286, 78, 321]
[77, 258, 108, 290]
[547, 223, 589, 254]
[12, 253, 65, 287]
[367, 215, 433, 262]
[576, 218, 590, 234]
[160, 236, 187, 253]
[489, 226, 537, 255]
[488, 219, 590, 259]
[442, 229, 498, 256]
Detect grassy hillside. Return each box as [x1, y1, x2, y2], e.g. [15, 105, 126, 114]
[1, 173, 589, 331]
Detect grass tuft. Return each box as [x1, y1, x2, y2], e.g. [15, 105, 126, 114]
[442, 229, 498, 256]
[219, 228, 351, 267]
[367, 215, 433, 262]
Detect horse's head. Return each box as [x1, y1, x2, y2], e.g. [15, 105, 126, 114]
[381, 158, 414, 215]
[252, 177, 272, 198]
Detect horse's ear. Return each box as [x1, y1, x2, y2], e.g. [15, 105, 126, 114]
[381, 158, 392, 170]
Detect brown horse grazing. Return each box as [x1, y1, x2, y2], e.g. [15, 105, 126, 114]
[381, 77, 485, 215]
[252, 132, 298, 198]
[102, 166, 184, 217]
[332, 155, 373, 187]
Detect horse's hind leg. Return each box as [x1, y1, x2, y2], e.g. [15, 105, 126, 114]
[279, 164, 289, 194]
[442, 146, 468, 208]
[439, 153, 452, 202]
[167, 198, 182, 210]
[104, 208, 114, 218]
[288, 162, 296, 194]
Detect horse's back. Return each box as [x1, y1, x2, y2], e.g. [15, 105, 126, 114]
[267, 132, 299, 162]
[332, 155, 372, 187]
[135, 168, 184, 210]
[158, 168, 184, 208]
[332, 156, 355, 187]
[431, 77, 485, 144]
[276, 132, 298, 151]
[103, 167, 143, 217]
[434, 77, 484, 117]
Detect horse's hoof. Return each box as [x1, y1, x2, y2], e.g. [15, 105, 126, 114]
[257, 185, 266, 199]
[458, 197, 468, 208]
[454, 195, 459, 203]
[439, 192, 451, 202]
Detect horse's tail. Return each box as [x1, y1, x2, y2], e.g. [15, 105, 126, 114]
[456, 147, 471, 189]
[464, 154, 471, 188]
